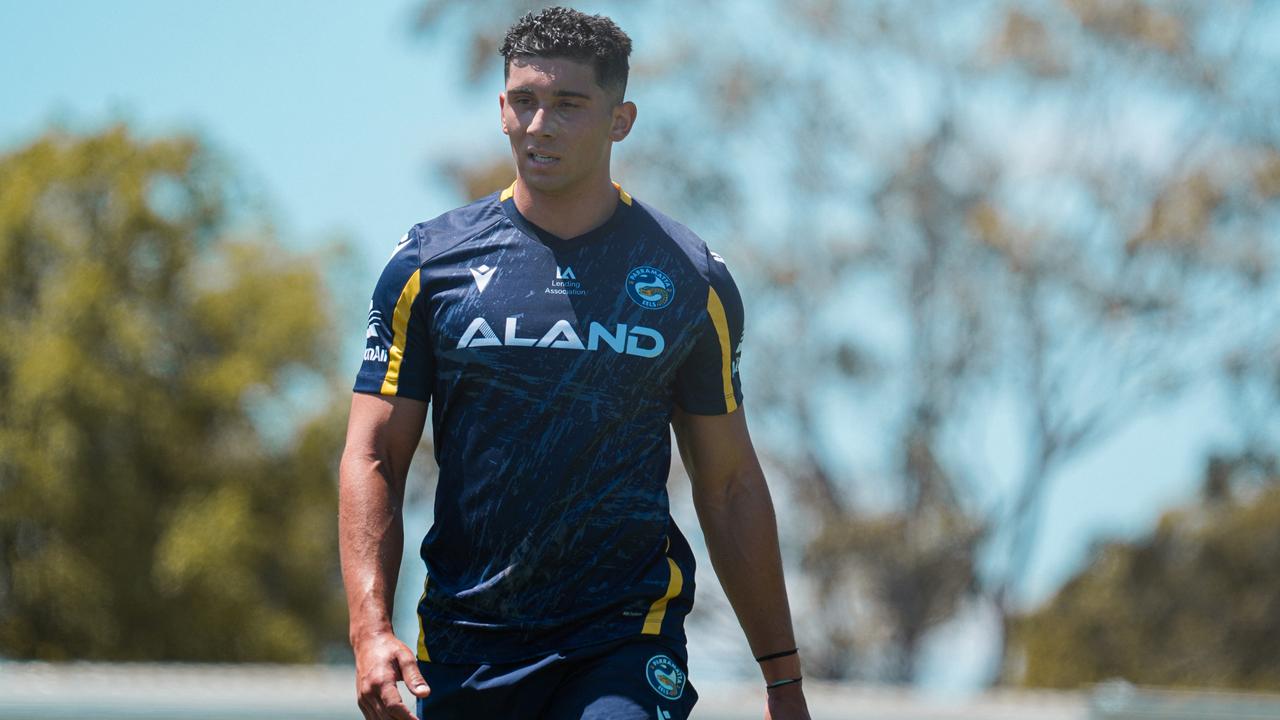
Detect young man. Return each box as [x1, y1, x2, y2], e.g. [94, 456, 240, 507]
[339, 7, 810, 720]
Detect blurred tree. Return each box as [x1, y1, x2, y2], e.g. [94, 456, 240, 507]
[0, 125, 348, 661]
[1015, 453, 1280, 690]
[413, 0, 1280, 683]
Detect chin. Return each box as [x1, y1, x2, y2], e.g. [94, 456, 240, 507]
[520, 172, 574, 196]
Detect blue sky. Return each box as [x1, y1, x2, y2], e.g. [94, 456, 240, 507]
[1, 0, 1246, 689]
[1, 0, 484, 257]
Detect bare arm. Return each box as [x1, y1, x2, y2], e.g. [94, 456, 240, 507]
[339, 392, 430, 720]
[672, 406, 810, 720]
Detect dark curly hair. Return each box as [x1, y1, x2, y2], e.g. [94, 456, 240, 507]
[499, 7, 632, 103]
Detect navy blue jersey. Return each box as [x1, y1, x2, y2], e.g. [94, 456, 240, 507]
[354, 183, 744, 664]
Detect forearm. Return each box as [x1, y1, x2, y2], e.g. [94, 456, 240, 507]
[693, 463, 802, 683]
[338, 450, 406, 643]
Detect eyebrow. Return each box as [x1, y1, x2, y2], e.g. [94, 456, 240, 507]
[508, 86, 593, 101]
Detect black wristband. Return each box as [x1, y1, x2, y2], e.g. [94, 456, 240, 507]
[766, 677, 803, 690]
[755, 647, 798, 663]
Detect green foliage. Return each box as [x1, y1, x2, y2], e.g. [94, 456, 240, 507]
[1015, 463, 1280, 691]
[417, 0, 1280, 683]
[0, 124, 348, 661]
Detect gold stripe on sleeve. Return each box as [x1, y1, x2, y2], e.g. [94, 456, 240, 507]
[707, 287, 738, 413]
[642, 555, 684, 635]
[416, 575, 431, 662]
[380, 269, 423, 396]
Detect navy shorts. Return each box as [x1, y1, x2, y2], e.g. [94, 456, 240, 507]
[415, 637, 698, 720]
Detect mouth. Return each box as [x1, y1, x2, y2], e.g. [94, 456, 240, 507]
[527, 150, 559, 167]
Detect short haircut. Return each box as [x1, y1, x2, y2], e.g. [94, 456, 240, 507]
[499, 7, 632, 102]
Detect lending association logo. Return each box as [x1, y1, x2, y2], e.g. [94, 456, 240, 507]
[645, 655, 686, 700]
[626, 266, 675, 310]
[547, 266, 587, 296]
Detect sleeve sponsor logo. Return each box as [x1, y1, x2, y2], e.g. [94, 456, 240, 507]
[362, 303, 389, 363]
[366, 307, 384, 339]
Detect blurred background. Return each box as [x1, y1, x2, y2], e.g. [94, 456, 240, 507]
[2, 0, 1279, 717]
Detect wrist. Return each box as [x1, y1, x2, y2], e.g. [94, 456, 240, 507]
[348, 622, 395, 649]
[757, 649, 802, 685]
[765, 677, 804, 695]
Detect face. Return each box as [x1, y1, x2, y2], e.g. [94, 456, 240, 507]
[500, 56, 636, 197]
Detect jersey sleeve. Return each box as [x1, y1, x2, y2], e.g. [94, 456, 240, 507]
[353, 228, 433, 401]
[673, 249, 745, 415]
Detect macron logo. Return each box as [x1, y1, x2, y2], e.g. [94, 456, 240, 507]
[470, 264, 496, 293]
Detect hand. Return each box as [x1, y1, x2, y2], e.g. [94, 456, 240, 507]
[353, 630, 430, 720]
[764, 683, 811, 720]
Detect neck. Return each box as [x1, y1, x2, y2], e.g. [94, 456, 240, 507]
[513, 176, 619, 239]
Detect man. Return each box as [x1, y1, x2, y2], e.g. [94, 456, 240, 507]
[339, 7, 810, 719]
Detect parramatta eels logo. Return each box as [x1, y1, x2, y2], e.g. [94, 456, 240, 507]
[645, 655, 686, 700]
[626, 266, 675, 310]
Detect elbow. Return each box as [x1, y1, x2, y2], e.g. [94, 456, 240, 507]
[339, 444, 377, 482]
[693, 460, 769, 514]
[339, 445, 402, 496]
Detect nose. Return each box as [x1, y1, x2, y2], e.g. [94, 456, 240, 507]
[527, 106, 555, 138]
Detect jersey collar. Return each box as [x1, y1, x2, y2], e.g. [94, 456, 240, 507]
[498, 181, 633, 250]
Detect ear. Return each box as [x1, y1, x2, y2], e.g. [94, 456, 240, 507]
[499, 93, 509, 135]
[610, 101, 637, 142]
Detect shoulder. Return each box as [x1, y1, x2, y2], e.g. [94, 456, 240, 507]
[371, 192, 506, 301]
[627, 197, 728, 284]
[397, 191, 508, 267]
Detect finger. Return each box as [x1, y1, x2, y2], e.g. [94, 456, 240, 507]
[384, 700, 419, 720]
[381, 683, 416, 720]
[360, 680, 392, 720]
[356, 695, 378, 720]
[397, 649, 431, 698]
